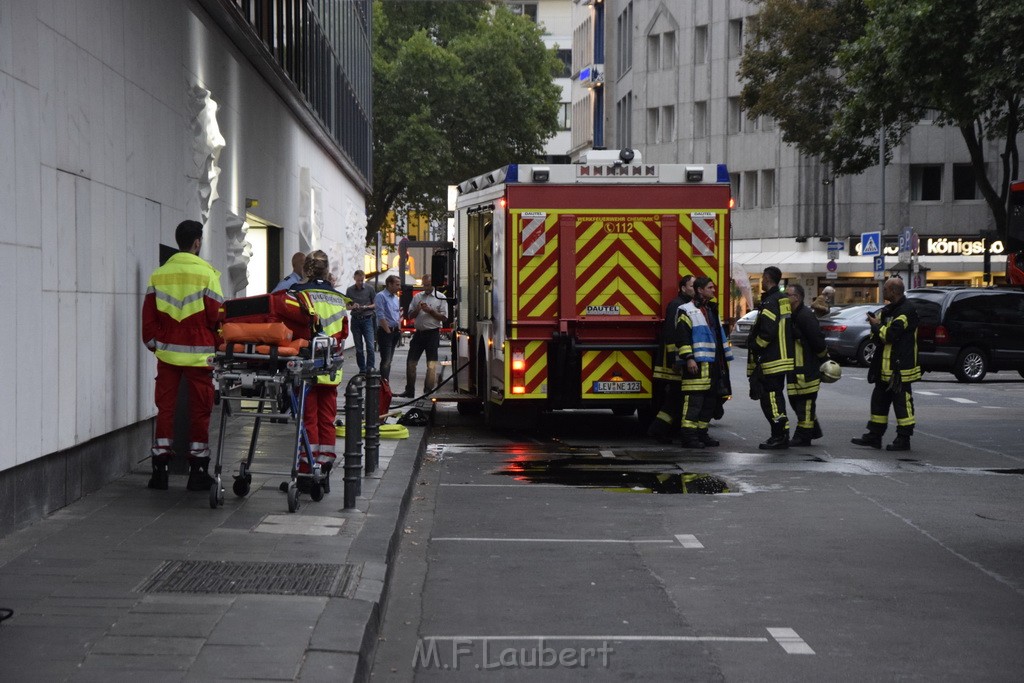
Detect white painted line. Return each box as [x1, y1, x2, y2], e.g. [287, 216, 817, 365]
[767, 627, 815, 655]
[432, 537, 675, 544]
[675, 534, 704, 548]
[600, 449, 615, 458]
[915, 390, 939, 396]
[948, 397, 976, 404]
[423, 635, 768, 643]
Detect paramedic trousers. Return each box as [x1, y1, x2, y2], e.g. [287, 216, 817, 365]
[152, 361, 214, 460]
[866, 382, 915, 437]
[301, 384, 339, 467]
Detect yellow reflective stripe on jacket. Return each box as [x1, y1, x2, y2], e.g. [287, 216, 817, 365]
[155, 342, 214, 367]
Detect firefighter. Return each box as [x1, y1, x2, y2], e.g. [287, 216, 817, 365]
[851, 277, 921, 451]
[675, 277, 733, 449]
[648, 275, 695, 443]
[747, 266, 795, 449]
[290, 251, 349, 484]
[785, 284, 828, 447]
[141, 220, 224, 491]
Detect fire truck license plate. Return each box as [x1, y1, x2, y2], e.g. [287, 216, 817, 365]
[593, 381, 642, 393]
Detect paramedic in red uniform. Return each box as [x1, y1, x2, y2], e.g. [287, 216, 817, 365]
[289, 251, 348, 484]
[141, 220, 224, 491]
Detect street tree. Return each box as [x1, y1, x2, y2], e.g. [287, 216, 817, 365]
[367, 1, 561, 243]
[740, 0, 1024, 241]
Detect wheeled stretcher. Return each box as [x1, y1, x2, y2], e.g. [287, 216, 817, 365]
[208, 292, 342, 512]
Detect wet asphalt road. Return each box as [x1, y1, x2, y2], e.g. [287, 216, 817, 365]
[371, 352, 1024, 681]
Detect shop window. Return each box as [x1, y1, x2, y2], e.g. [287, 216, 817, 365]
[910, 165, 942, 201]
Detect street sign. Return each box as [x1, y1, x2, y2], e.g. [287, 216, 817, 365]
[873, 255, 885, 280]
[826, 240, 844, 260]
[898, 226, 913, 264]
[826, 259, 838, 272]
[861, 231, 881, 257]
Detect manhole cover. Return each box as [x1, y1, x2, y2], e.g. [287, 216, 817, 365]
[137, 560, 353, 597]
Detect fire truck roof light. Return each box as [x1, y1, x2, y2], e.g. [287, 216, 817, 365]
[532, 166, 550, 182]
[717, 164, 730, 183]
[685, 166, 704, 182]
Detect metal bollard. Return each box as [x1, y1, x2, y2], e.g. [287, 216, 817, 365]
[364, 371, 381, 474]
[342, 374, 366, 509]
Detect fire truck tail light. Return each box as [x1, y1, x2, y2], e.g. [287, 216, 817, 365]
[512, 386, 526, 394]
[729, 197, 736, 209]
[511, 359, 526, 371]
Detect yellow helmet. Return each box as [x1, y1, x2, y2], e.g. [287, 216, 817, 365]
[820, 359, 842, 383]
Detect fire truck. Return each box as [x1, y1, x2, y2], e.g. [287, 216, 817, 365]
[1007, 179, 1024, 284]
[448, 149, 732, 425]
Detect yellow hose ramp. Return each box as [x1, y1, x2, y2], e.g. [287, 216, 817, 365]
[335, 423, 410, 440]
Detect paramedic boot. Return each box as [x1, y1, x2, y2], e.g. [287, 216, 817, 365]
[320, 460, 333, 494]
[147, 455, 169, 491]
[186, 457, 216, 491]
[424, 360, 439, 394]
[697, 429, 720, 447]
[851, 431, 883, 449]
[759, 422, 790, 450]
[886, 434, 911, 452]
[399, 362, 417, 398]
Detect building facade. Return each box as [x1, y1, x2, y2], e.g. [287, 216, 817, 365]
[0, 0, 371, 533]
[574, 0, 1022, 318]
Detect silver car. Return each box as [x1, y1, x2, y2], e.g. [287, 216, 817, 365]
[819, 304, 880, 366]
[729, 310, 758, 348]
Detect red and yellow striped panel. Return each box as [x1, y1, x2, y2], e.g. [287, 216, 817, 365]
[505, 340, 548, 399]
[512, 212, 560, 324]
[675, 210, 727, 287]
[575, 216, 662, 317]
[580, 350, 653, 400]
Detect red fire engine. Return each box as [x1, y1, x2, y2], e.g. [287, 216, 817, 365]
[448, 149, 732, 425]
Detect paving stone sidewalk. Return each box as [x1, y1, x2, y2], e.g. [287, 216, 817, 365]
[0, 351, 428, 682]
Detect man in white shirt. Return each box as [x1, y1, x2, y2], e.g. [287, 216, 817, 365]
[399, 274, 448, 397]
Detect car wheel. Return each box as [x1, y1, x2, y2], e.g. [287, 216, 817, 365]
[857, 339, 878, 367]
[954, 347, 987, 382]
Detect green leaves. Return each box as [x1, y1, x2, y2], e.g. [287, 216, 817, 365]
[368, 2, 561, 242]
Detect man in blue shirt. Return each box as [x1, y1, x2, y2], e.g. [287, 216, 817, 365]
[374, 275, 402, 382]
[271, 252, 306, 292]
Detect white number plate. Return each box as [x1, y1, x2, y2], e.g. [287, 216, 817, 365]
[593, 381, 642, 393]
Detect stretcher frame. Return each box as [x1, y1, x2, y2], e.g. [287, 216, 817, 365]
[209, 335, 339, 512]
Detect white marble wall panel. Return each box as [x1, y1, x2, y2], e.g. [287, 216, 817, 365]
[55, 170, 78, 291]
[38, 291, 59, 456]
[57, 291, 77, 450]
[2, 0, 40, 87]
[36, 26, 57, 169]
[40, 167, 58, 274]
[0, 242, 15, 471]
[14, 244, 43, 465]
[0, 73, 14, 245]
[14, 78, 42, 248]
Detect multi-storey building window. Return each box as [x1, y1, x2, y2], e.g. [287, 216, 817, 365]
[727, 97, 742, 134]
[662, 105, 676, 142]
[661, 31, 676, 68]
[508, 2, 539, 23]
[694, 24, 708, 64]
[617, 93, 633, 148]
[555, 48, 572, 78]
[617, 2, 633, 75]
[911, 164, 943, 201]
[647, 33, 661, 70]
[761, 170, 776, 208]
[728, 18, 744, 58]
[953, 164, 979, 200]
[558, 102, 572, 131]
[730, 172, 741, 203]
[743, 171, 759, 208]
[647, 107, 661, 144]
[694, 100, 708, 138]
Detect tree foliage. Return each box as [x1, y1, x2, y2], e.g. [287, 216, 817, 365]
[740, 0, 1024, 238]
[367, 1, 562, 243]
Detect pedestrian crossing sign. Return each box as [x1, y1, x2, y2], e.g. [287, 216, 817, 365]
[861, 231, 881, 256]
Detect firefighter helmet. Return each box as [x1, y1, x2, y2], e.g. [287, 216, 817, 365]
[820, 360, 842, 383]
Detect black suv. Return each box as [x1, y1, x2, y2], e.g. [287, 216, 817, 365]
[905, 286, 1024, 382]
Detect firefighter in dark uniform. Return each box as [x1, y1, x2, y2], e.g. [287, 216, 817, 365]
[851, 277, 921, 451]
[785, 284, 828, 447]
[648, 275, 695, 443]
[675, 277, 733, 449]
[747, 266, 795, 449]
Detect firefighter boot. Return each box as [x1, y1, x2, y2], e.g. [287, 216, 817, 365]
[147, 455, 169, 491]
[399, 362, 417, 398]
[851, 431, 883, 449]
[679, 428, 706, 449]
[186, 457, 216, 491]
[886, 434, 912, 452]
[790, 428, 814, 448]
[759, 422, 790, 450]
[424, 360, 439, 394]
[811, 420, 823, 440]
[697, 429, 720, 447]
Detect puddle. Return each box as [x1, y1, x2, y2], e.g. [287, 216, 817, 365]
[986, 468, 1024, 475]
[495, 457, 730, 494]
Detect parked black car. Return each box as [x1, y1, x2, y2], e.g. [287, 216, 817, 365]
[905, 286, 1024, 382]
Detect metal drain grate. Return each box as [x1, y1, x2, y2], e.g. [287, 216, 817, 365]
[137, 560, 353, 597]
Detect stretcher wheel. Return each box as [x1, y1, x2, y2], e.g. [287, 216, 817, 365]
[232, 476, 251, 497]
[287, 481, 300, 512]
[310, 482, 324, 502]
[209, 477, 223, 509]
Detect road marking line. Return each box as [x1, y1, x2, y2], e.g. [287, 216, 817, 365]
[915, 390, 939, 396]
[948, 397, 976, 404]
[675, 534, 704, 548]
[432, 537, 675, 544]
[600, 449, 615, 458]
[767, 627, 815, 654]
[423, 635, 769, 643]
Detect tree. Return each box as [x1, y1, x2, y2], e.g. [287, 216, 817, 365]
[740, 0, 1024, 241]
[367, 1, 562, 243]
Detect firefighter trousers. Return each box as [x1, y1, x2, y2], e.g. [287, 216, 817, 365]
[648, 379, 683, 439]
[681, 390, 716, 431]
[787, 390, 819, 432]
[152, 361, 214, 460]
[301, 384, 339, 468]
[758, 373, 789, 432]
[866, 382, 915, 436]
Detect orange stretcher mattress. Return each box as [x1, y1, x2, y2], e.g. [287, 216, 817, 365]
[221, 321, 293, 345]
